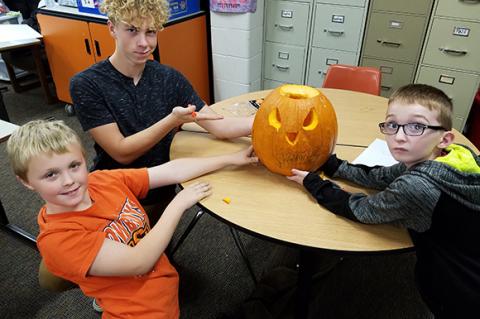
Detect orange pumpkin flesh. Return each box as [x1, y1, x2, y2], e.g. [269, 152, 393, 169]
[252, 84, 338, 176]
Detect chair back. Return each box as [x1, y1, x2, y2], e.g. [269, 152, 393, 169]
[322, 64, 381, 96]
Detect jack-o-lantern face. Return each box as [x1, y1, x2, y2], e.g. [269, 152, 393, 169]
[252, 85, 338, 176]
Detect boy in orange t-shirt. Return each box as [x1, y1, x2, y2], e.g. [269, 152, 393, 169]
[6, 119, 257, 318]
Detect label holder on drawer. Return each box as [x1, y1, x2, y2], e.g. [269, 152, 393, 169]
[438, 74, 455, 85]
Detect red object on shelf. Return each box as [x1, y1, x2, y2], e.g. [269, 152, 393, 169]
[466, 89, 480, 150]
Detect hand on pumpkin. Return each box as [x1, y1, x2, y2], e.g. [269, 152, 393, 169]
[171, 104, 224, 125]
[287, 169, 309, 185]
[228, 145, 259, 166]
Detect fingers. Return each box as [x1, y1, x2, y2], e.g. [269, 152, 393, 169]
[189, 182, 212, 198]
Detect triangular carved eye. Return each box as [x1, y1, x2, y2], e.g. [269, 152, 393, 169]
[303, 108, 318, 131]
[268, 108, 282, 130]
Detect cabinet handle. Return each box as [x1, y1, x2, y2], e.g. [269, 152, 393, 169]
[460, 0, 480, 3]
[318, 70, 327, 75]
[94, 40, 102, 57]
[275, 24, 293, 31]
[273, 64, 290, 71]
[381, 85, 392, 91]
[376, 39, 402, 47]
[324, 29, 344, 36]
[439, 47, 468, 56]
[84, 39, 91, 55]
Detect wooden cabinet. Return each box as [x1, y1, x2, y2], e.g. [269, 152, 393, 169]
[416, 0, 480, 131]
[157, 15, 211, 104]
[37, 14, 114, 104]
[360, 0, 433, 97]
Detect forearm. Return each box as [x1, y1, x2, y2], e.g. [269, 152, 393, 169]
[103, 115, 180, 164]
[128, 200, 185, 274]
[303, 173, 361, 222]
[198, 107, 254, 139]
[148, 153, 235, 188]
[92, 200, 185, 276]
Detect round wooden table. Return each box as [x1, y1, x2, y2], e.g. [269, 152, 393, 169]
[175, 89, 478, 252]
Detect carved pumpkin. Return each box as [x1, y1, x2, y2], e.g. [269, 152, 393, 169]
[252, 84, 338, 176]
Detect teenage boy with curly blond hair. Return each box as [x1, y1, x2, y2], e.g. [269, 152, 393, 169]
[70, 0, 254, 211]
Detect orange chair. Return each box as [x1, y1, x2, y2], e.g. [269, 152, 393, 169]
[322, 64, 382, 96]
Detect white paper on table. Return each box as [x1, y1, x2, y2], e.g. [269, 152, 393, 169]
[352, 138, 398, 167]
[0, 24, 43, 43]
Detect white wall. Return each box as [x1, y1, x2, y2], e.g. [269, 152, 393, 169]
[210, 0, 264, 102]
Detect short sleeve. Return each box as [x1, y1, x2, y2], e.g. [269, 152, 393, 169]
[38, 227, 106, 280]
[70, 71, 115, 131]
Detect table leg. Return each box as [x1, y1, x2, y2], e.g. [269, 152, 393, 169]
[295, 250, 343, 319]
[31, 45, 56, 105]
[0, 198, 37, 249]
[230, 226, 257, 284]
[4, 59, 22, 93]
[0, 86, 9, 122]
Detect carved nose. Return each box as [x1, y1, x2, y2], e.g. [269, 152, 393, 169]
[286, 132, 298, 145]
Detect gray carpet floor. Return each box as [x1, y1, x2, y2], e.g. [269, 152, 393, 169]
[0, 83, 433, 318]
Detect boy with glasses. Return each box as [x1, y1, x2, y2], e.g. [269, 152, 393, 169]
[288, 84, 480, 318]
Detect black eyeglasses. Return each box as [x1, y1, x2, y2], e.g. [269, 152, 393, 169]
[379, 122, 447, 136]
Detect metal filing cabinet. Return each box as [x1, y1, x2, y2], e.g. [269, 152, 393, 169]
[306, 0, 369, 88]
[416, 0, 480, 132]
[263, 0, 311, 89]
[263, 0, 369, 89]
[360, 0, 433, 97]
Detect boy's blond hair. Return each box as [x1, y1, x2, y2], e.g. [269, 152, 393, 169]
[389, 84, 453, 130]
[100, 0, 170, 31]
[6, 120, 85, 181]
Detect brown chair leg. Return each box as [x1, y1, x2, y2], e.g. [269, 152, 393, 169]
[38, 259, 78, 292]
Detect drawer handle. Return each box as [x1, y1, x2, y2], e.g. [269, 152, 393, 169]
[439, 48, 468, 56]
[275, 24, 293, 31]
[94, 40, 102, 57]
[84, 39, 91, 55]
[273, 64, 290, 71]
[460, 0, 480, 3]
[381, 85, 392, 91]
[324, 29, 344, 36]
[376, 39, 402, 47]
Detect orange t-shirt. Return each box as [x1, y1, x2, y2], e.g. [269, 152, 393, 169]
[37, 168, 179, 319]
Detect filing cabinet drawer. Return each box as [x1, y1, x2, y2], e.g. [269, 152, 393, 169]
[422, 18, 480, 73]
[361, 58, 415, 98]
[318, 0, 366, 7]
[263, 79, 288, 90]
[311, 4, 364, 51]
[436, 0, 480, 22]
[416, 66, 480, 131]
[363, 12, 427, 63]
[372, 0, 433, 15]
[264, 42, 306, 83]
[265, 0, 310, 47]
[307, 47, 358, 88]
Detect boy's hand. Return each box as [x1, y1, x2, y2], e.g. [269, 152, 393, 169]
[229, 146, 258, 166]
[172, 104, 223, 125]
[173, 182, 212, 210]
[286, 169, 309, 185]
